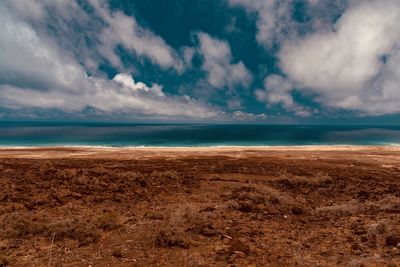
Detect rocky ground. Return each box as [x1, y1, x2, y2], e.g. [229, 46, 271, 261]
[0, 147, 400, 266]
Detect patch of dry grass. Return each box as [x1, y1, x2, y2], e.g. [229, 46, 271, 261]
[154, 229, 191, 249]
[0, 213, 104, 246]
[96, 211, 120, 231]
[316, 195, 400, 215]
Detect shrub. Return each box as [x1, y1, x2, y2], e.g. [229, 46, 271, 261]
[95, 211, 120, 231]
[1, 213, 101, 246]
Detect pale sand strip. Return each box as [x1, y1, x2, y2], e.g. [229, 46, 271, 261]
[0, 145, 399, 159]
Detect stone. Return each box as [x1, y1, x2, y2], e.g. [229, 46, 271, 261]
[229, 239, 250, 255]
[215, 244, 226, 253]
[386, 234, 400, 247]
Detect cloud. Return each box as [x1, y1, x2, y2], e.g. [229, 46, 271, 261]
[197, 32, 252, 88]
[0, 79, 219, 119]
[232, 111, 267, 121]
[3, 0, 46, 20]
[232, 0, 400, 116]
[255, 75, 311, 117]
[279, 0, 400, 115]
[113, 73, 164, 97]
[228, 0, 294, 48]
[182, 47, 195, 68]
[0, 3, 219, 120]
[0, 1, 268, 122]
[0, 3, 89, 93]
[4, 0, 183, 73]
[89, 0, 183, 72]
[228, 0, 348, 48]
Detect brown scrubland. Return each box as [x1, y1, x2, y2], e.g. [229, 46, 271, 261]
[0, 146, 400, 266]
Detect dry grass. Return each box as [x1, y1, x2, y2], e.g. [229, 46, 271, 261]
[184, 252, 206, 267]
[316, 200, 359, 215]
[224, 184, 305, 215]
[316, 196, 400, 215]
[274, 170, 333, 186]
[143, 210, 165, 221]
[154, 229, 191, 249]
[95, 211, 120, 231]
[0, 213, 101, 246]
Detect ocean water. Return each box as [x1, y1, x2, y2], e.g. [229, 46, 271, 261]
[0, 122, 399, 147]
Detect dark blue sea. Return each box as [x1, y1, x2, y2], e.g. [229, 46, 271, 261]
[0, 122, 399, 147]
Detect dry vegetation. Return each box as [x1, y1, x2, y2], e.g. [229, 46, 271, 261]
[0, 148, 400, 266]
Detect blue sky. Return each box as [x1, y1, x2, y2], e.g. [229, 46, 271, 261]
[0, 0, 399, 123]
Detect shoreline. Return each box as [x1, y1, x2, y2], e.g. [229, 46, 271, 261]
[0, 144, 400, 151]
[1, 144, 400, 159]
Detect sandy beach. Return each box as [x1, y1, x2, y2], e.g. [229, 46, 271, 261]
[1, 146, 400, 266]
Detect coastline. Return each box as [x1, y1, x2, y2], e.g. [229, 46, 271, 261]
[1, 144, 400, 150]
[1, 144, 400, 160]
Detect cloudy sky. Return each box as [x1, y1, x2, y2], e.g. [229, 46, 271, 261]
[1, 0, 399, 123]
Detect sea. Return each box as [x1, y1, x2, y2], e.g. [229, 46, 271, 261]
[0, 122, 399, 147]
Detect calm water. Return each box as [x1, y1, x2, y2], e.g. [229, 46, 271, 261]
[0, 122, 399, 147]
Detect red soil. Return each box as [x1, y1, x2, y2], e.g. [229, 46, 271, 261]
[0, 147, 400, 266]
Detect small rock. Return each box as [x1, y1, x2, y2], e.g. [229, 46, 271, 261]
[112, 249, 123, 258]
[372, 253, 380, 259]
[215, 244, 226, 253]
[354, 228, 367, 235]
[237, 202, 253, 213]
[202, 227, 218, 237]
[386, 234, 400, 247]
[221, 235, 233, 245]
[319, 251, 330, 257]
[200, 206, 216, 213]
[222, 237, 232, 245]
[229, 239, 250, 255]
[291, 206, 303, 215]
[351, 243, 360, 251]
[155, 230, 190, 249]
[192, 223, 218, 237]
[233, 251, 246, 258]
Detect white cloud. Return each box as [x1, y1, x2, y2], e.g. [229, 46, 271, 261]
[113, 73, 164, 97]
[0, 4, 89, 93]
[279, 0, 400, 115]
[228, 0, 348, 48]
[232, 0, 400, 116]
[0, 3, 219, 120]
[4, 0, 183, 73]
[255, 75, 311, 117]
[89, 0, 183, 72]
[197, 32, 252, 88]
[0, 79, 219, 119]
[232, 111, 267, 121]
[182, 47, 195, 68]
[3, 0, 45, 20]
[228, 0, 293, 48]
[0, 1, 268, 122]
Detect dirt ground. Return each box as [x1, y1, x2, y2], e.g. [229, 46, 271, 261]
[0, 146, 400, 266]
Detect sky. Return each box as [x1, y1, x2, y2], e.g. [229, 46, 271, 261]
[0, 0, 399, 124]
